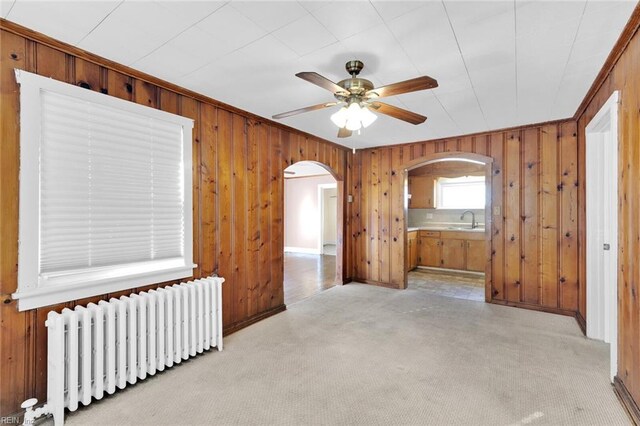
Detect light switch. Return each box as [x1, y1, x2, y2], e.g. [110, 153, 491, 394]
[493, 206, 501, 216]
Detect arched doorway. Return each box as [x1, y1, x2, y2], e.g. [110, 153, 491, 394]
[283, 161, 344, 304]
[403, 152, 493, 301]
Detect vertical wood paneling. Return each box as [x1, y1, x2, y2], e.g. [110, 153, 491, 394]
[369, 150, 380, 282]
[559, 122, 578, 311]
[378, 150, 391, 284]
[246, 120, 260, 318]
[540, 125, 559, 308]
[200, 103, 217, 279]
[504, 131, 522, 302]
[390, 147, 405, 287]
[232, 114, 248, 322]
[257, 123, 271, 313]
[490, 133, 505, 300]
[521, 128, 540, 304]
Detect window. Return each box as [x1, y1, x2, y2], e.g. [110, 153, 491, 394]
[13, 70, 194, 311]
[436, 175, 485, 209]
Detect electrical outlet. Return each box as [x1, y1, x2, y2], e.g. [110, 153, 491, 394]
[493, 206, 501, 216]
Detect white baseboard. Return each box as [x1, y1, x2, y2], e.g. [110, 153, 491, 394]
[284, 246, 321, 255]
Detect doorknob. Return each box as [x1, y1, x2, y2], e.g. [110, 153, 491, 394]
[603, 243, 610, 251]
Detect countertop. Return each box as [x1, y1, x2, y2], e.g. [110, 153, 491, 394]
[407, 225, 486, 233]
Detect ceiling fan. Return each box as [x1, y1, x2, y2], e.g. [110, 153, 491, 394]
[272, 60, 438, 138]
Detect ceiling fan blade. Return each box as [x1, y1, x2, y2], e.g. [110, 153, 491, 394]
[296, 72, 348, 95]
[369, 102, 427, 125]
[337, 127, 352, 138]
[366, 76, 438, 99]
[272, 102, 338, 120]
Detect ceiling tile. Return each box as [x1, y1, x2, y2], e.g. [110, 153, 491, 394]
[1, 0, 15, 18]
[272, 14, 337, 56]
[196, 3, 267, 52]
[230, 1, 308, 32]
[311, 1, 383, 40]
[7, 0, 121, 45]
[369, 1, 424, 23]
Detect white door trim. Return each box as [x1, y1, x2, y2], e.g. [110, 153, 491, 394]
[585, 90, 619, 382]
[318, 183, 337, 254]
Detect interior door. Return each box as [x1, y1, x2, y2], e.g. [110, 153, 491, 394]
[586, 91, 618, 382]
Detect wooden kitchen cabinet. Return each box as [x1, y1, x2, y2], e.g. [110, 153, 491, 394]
[465, 240, 485, 272]
[415, 230, 486, 272]
[408, 176, 435, 209]
[418, 236, 441, 267]
[406, 231, 419, 271]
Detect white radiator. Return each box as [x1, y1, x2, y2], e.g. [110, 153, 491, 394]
[24, 276, 224, 426]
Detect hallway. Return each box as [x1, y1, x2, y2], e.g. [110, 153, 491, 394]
[284, 252, 337, 305]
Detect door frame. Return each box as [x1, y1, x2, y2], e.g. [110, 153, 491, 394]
[585, 90, 619, 382]
[317, 183, 337, 254]
[402, 152, 494, 300]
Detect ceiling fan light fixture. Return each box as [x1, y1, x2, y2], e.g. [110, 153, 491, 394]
[360, 106, 377, 128]
[330, 106, 348, 128]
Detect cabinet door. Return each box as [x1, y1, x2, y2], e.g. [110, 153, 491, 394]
[441, 239, 465, 270]
[408, 176, 435, 209]
[406, 239, 412, 272]
[419, 237, 440, 267]
[465, 240, 486, 272]
[410, 239, 419, 269]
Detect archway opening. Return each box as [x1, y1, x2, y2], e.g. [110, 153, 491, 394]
[404, 153, 493, 302]
[283, 161, 342, 305]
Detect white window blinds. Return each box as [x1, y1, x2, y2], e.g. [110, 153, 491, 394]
[14, 70, 194, 311]
[40, 91, 184, 272]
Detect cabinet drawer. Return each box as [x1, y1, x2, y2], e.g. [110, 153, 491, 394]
[420, 230, 440, 238]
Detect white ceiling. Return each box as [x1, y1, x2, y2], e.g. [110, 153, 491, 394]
[3, 0, 636, 149]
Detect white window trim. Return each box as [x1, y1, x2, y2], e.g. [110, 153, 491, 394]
[12, 69, 195, 311]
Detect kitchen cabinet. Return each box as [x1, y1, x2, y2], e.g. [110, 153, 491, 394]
[465, 240, 485, 272]
[418, 233, 441, 267]
[406, 231, 419, 271]
[441, 238, 466, 269]
[415, 230, 485, 272]
[408, 176, 435, 209]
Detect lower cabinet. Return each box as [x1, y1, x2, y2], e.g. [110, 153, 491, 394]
[441, 239, 465, 270]
[415, 230, 486, 272]
[406, 231, 419, 271]
[465, 240, 486, 272]
[419, 236, 441, 267]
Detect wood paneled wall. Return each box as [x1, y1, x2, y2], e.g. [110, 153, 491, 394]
[576, 4, 640, 421]
[349, 122, 581, 315]
[0, 23, 349, 416]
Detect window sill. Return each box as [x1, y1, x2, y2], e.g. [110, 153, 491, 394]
[12, 264, 197, 311]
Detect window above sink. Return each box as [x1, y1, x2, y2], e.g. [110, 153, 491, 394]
[436, 176, 485, 209]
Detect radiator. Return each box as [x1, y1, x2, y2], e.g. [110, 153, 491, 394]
[25, 276, 224, 426]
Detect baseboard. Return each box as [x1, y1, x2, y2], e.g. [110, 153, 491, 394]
[613, 376, 640, 425]
[489, 300, 576, 318]
[352, 277, 402, 289]
[284, 246, 321, 254]
[575, 312, 587, 335]
[223, 304, 286, 336]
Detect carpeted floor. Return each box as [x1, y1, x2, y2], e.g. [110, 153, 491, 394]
[62, 284, 629, 425]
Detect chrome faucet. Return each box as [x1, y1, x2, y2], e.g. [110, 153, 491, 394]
[461, 210, 477, 229]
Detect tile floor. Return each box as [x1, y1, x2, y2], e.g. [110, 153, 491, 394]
[408, 268, 485, 301]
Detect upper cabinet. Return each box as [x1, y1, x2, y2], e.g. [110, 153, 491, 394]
[408, 176, 435, 209]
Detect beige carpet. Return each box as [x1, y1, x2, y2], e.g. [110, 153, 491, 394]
[61, 283, 629, 425]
